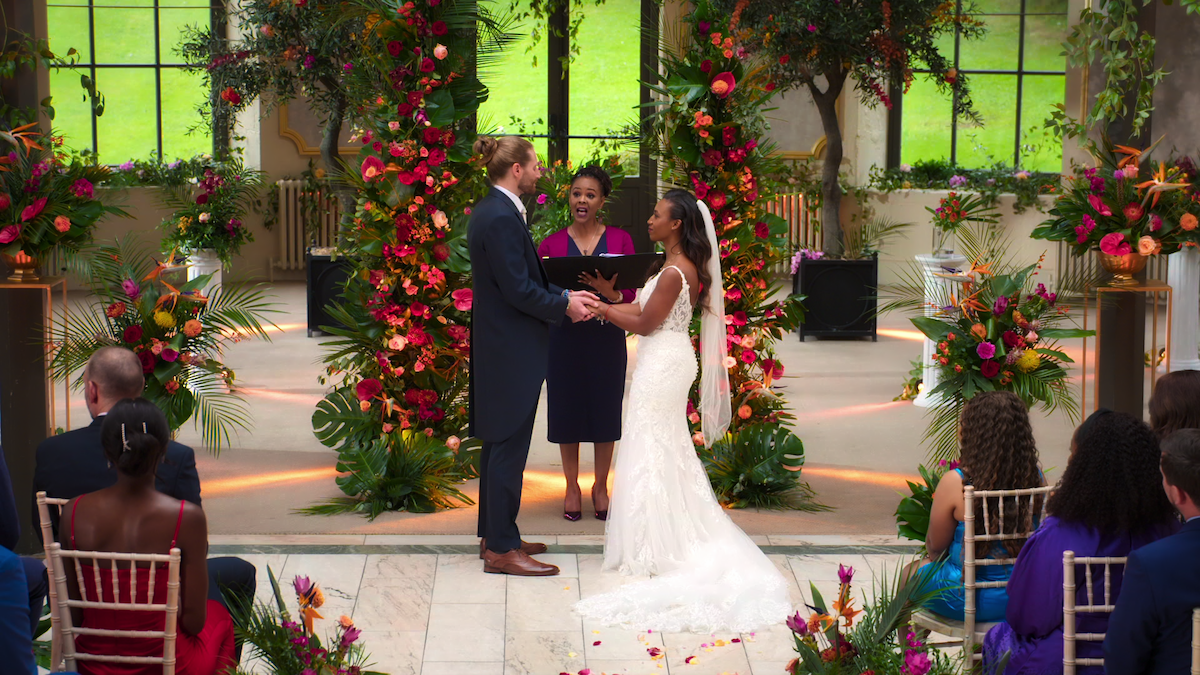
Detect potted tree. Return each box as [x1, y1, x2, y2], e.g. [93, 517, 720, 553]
[711, 0, 983, 257]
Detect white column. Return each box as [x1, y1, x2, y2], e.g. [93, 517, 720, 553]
[1168, 246, 1200, 372]
[186, 250, 223, 297]
[913, 252, 968, 408]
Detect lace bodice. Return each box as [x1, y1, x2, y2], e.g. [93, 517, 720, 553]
[637, 265, 693, 335]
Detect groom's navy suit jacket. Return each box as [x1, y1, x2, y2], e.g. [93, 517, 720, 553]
[468, 187, 568, 442]
[1104, 517, 1200, 674]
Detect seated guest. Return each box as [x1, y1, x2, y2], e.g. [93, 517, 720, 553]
[905, 391, 1045, 622]
[982, 410, 1178, 673]
[34, 347, 254, 656]
[61, 398, 235, 675]
[1, 437, 48, 640]
[1103, 428, 1200, 674]
[1149, 368, 1200, 440]
[0, 534, 37, 675]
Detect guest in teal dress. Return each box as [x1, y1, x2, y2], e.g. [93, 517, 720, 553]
[903, 391, 1046, 622]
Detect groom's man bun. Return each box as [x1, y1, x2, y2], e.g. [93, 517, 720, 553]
[474, 135, 535, 180]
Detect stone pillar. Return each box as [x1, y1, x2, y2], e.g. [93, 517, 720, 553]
[1168, 247, 1200, 372]
[186, 250, 223, 297]
[913, 252, 967, 408]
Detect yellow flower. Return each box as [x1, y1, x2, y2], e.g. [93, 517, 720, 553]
[1015, 349, 1041, 373]
[177, 216, 192, 232]
[153, 311, 176, 328]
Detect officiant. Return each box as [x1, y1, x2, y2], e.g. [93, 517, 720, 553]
[537, 166, 635, 523]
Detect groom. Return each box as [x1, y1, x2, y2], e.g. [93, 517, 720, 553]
[468, 136, 595, 576]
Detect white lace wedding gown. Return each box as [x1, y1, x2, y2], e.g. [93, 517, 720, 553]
[574, 266, 792, 633]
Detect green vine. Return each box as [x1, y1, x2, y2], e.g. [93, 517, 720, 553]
[1049, 0, 1200, 148]
[506, 0, 607, 69]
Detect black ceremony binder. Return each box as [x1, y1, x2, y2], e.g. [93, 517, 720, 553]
[541, 252, 666, 292]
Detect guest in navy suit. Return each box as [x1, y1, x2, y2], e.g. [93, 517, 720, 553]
[31, 347, 255, 657]
[1104, 428, 1200, 674]
[0, 543, 37, 675]
[0, 434, 49, 644]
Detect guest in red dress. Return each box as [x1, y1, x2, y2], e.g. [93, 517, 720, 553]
[537, 166, 636, 521]
[61, 398, 235, 675]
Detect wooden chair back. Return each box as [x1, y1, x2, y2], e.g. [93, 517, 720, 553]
[1192, 607, 1200, 675]
[46, 541, 182, 675]
[961, 483, 1054, 659]
[36, 491, 70, 670]
[1062, 551, 1126, 674]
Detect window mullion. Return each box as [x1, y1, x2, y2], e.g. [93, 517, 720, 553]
[154, 0, 164, 161]
[87, 0, 98, 157]
[1014, 0, 1027, 169]
[950, 0, 962, 166]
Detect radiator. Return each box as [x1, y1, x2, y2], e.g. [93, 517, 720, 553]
[270, 179, 342, 281]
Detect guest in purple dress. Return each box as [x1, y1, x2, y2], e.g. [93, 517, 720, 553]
[537, 166, 636, 522]
[982, 410, 1179, 674]
[1148, 368, 1200, 440]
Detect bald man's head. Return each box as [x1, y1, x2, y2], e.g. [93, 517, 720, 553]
[84, 347, 145, 409]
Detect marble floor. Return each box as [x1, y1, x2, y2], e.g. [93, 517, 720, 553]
[219, 534, 928, 675]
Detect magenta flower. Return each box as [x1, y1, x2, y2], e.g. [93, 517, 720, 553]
[904, 650, 932, 675]
[121, 279, 141, 300]
[785, 610, 808, 635]
[536, 193, 548, 205]
[340, 624, 362, 648]
[807, 23, 817, 32]
[977, 342, 997, 359]
[161, 348, 178, 362]
[1100, 231, 1132, 256]
[1088, 194, 1112, 216]
[838, 564, 854, 585]
[293, 575, 313, 596]
[992, 295, 1008, 315]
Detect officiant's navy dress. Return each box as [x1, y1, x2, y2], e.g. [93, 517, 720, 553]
[538, 227, 636, 443]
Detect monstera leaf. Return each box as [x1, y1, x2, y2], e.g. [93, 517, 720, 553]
[312, 387, 374, 449]
[698, 424, 821, 510]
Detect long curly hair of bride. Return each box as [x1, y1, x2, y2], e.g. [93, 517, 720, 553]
[660, 189, 712, 308]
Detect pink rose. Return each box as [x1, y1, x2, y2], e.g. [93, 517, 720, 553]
[1137, 235, 1160, 256]
[53, 215, 70, 233]
[434, 44, 448, 60]
[977, 342, 997, 360]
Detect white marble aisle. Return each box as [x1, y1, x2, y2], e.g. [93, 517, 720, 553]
[227, 535, 919, 675]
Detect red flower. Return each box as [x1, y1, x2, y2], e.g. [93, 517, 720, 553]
[387, 41, 403, 57]
[754, 221, 769, 239]
[195, 193, 208, 205]
[220, 87, 241, 106]
[407, 91, 424, 105]
[423, 127, 443, 145]
[164, 380, 180, 395]
[980, 360, 1001, 378]
[432, 243, 450, 262]
[356, 378, 384, 401]
[0, 193, 9, 210]
[20, 197, 46, 222]
[710, 71, 736, 98]
[722, 126, 737, 146]
[732, 310, 748, 326]
[137, 350, 156, 374]
[1123, 202, 1145, 222]
[431, 20, 448, 36]
[442, 129, 456, 146]
[779, 55, 790, 65]
[706, 191, 727, 210]
[106, 302, 126, 318]
[452, 288, 473, 311]
[419, 58, 436, 73]
[701, 149, 723, 167]
[1002, 330, 1022, 349]
[361, 156, 386, 182]
[427, 148, 447, 167]
[0, 225, 19, 244]
[397, 103, 414, 116]
[765, 82, 776, 92]
[122, 325, 143, 344]
[700, 59, 712, 73]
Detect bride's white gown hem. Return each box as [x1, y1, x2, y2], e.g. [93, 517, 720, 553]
[573, 265, 791, 634]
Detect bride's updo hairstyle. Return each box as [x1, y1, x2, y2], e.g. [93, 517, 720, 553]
[661, 188, 712, 308]
[100, 398, 170, 478]
[473, 135, 535, 181]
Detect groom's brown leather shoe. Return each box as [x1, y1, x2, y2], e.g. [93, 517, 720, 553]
[479, 538, 548, 559]
[482, 549, 560, 576]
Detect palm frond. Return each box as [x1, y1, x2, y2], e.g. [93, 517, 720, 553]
[183, 366, 253, 455]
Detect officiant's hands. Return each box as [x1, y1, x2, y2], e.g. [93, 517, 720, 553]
[566, 290, 600, 323]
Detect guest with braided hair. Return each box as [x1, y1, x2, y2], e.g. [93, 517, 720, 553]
[983, 410, 1178, 673]
[903, 390, 1045, 622]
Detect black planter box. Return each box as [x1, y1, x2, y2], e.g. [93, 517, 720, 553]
[794, 255, 878, 341]
[306, 252, 353, 337]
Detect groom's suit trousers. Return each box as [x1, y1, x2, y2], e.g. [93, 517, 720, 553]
[477, 404, 538, 554]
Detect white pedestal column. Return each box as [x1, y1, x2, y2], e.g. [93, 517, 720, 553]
[913, 252, 968, 408]
[1168, 246, 1200, 372]
[186, 249, 223, 297]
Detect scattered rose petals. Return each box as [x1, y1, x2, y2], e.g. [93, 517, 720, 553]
[685, 655, 697, 664]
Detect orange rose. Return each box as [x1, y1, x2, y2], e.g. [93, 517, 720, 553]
[1181, 213, 1199, 231]
[737, 404, 752, 419]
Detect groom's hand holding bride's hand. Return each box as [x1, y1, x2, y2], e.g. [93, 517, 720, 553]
[566, 290, 599, 323]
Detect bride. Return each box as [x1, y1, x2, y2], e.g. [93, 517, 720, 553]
[575, 189, 791, 633]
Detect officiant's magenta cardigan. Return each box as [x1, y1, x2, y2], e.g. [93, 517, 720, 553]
[538, 227, 638, 303]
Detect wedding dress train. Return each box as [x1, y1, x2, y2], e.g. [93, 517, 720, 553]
[574, 266, 792, 633]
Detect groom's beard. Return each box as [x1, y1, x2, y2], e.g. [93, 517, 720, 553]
[517, 171, 538, 196]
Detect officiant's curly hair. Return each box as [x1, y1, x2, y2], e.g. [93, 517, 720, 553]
[474, 135, 535, 180]
[661, 189, 711, 308]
